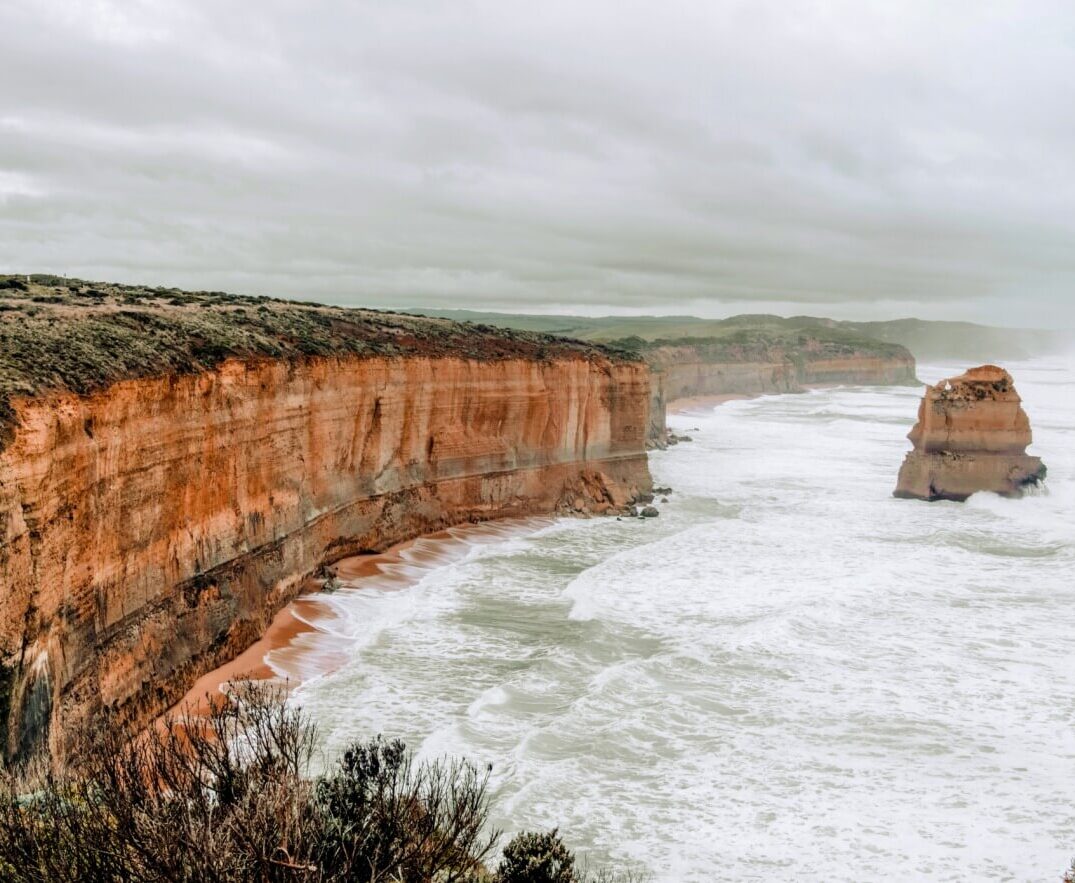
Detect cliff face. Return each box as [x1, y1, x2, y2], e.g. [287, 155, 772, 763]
[649, 345, 917, 403]
[642, 339, 917, 443]
[0, 352, 651, 762]
[894, 365, 1046, 501]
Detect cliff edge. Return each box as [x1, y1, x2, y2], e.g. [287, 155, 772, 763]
[894, 365, 1046, 502]
[0, 276, 652, 763]
[627, 332, 917, 446]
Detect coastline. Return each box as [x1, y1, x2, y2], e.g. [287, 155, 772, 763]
[666, 393, 754, 415]
[172, 388, 845, 717]
[665, 382, 880, 418]
[172, 395, 765, 717]
[170, 517, 555, 715]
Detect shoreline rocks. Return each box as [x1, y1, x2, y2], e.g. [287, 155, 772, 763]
[894, 365, 1046, 502]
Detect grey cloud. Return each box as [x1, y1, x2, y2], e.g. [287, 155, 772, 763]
[1, 0, 1074, 324]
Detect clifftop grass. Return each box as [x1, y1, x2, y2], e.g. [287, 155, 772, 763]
[0, 274, 639, 448]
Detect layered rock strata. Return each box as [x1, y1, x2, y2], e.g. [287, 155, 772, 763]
[0, 278, 653, 762]
[894, 365, 1046, 501]
[644, 339, 917, 445]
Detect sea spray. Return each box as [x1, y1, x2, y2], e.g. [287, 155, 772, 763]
[289, 358, 1075, 881]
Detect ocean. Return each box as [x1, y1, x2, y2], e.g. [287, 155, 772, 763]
[277, 358, 1075, 881]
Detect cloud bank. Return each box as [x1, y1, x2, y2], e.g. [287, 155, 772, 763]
[2, 0, 1073, 323]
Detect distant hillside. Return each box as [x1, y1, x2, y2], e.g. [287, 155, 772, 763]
[802, 317, 1071, 363]
[409, 309, 1073, 363]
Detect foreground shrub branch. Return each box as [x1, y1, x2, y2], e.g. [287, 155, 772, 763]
[0, 682, 496, 882]
[0, 681, 644, 882]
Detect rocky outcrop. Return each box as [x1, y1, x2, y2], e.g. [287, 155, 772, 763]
[894, 365, 1046, 501]
[0, 347, 651, 763]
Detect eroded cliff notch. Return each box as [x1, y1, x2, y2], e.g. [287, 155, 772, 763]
[894, 365, 1046, 502]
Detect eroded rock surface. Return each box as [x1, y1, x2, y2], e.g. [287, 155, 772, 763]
[894, 365, 1046, 502]
[0, 352, 651, 763]
[643, 338, 917, 446]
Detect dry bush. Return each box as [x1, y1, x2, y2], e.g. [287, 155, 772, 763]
[0, 682, 647, 882]
[0, 681, 495, 882]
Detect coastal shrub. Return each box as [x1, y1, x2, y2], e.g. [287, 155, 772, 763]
[0, 681, 496, 882]
[496, 829, 578, 882]
[494, 831, 650, 883]
[0, 682, 646, 882]
[313, 735, 496, 881]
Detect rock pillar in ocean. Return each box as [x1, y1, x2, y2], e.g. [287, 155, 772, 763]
[894, 365, 1046, 502]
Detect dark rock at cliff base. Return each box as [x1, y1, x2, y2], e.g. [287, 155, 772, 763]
[640, 506, 660, 518]
[894, 365, 1046, 502]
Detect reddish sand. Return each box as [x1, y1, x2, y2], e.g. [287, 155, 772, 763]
[667, 384, 849, 417]
[170, 391, 807, 720]
[667, 393, 754, 415]
[173, 397, 749, 712]
[168, 519, 551, 717]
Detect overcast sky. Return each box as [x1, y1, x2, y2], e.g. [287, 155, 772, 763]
[1, 1, 1073, 324]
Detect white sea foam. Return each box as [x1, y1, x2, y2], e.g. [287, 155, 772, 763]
[290, 358, 1075, 881]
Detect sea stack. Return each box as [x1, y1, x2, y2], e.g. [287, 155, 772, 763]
[894, 365, 1046, 501]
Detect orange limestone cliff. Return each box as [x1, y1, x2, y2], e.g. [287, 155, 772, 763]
[894, 365, 1046, 502]
[0, 278, 653, 763]
[641, 336, 917, 444]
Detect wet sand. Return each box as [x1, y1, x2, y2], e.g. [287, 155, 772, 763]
[667, 384, 850, 417]
[169, 396, 755, 718]
[667, 393, 754, 415]
[170, 517, 554, 715]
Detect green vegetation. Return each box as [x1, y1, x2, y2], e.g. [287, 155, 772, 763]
[496, 830, 578, 883]
[0, 275, 638, 449]
[0, 682, 645, 883]
[606, 326, 910, 363]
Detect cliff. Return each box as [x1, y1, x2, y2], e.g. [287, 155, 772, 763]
[894, 365, 1046, 501]
[634, 335, 917, 444]
[401, 313, 920, 442]
[0, 276, 652, 762]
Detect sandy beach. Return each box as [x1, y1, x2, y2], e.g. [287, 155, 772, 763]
[171, 393, 764, 718]
[168, 396, 763, 718]
[666, 393, 754, 415]
[170, 518, 552, 715]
